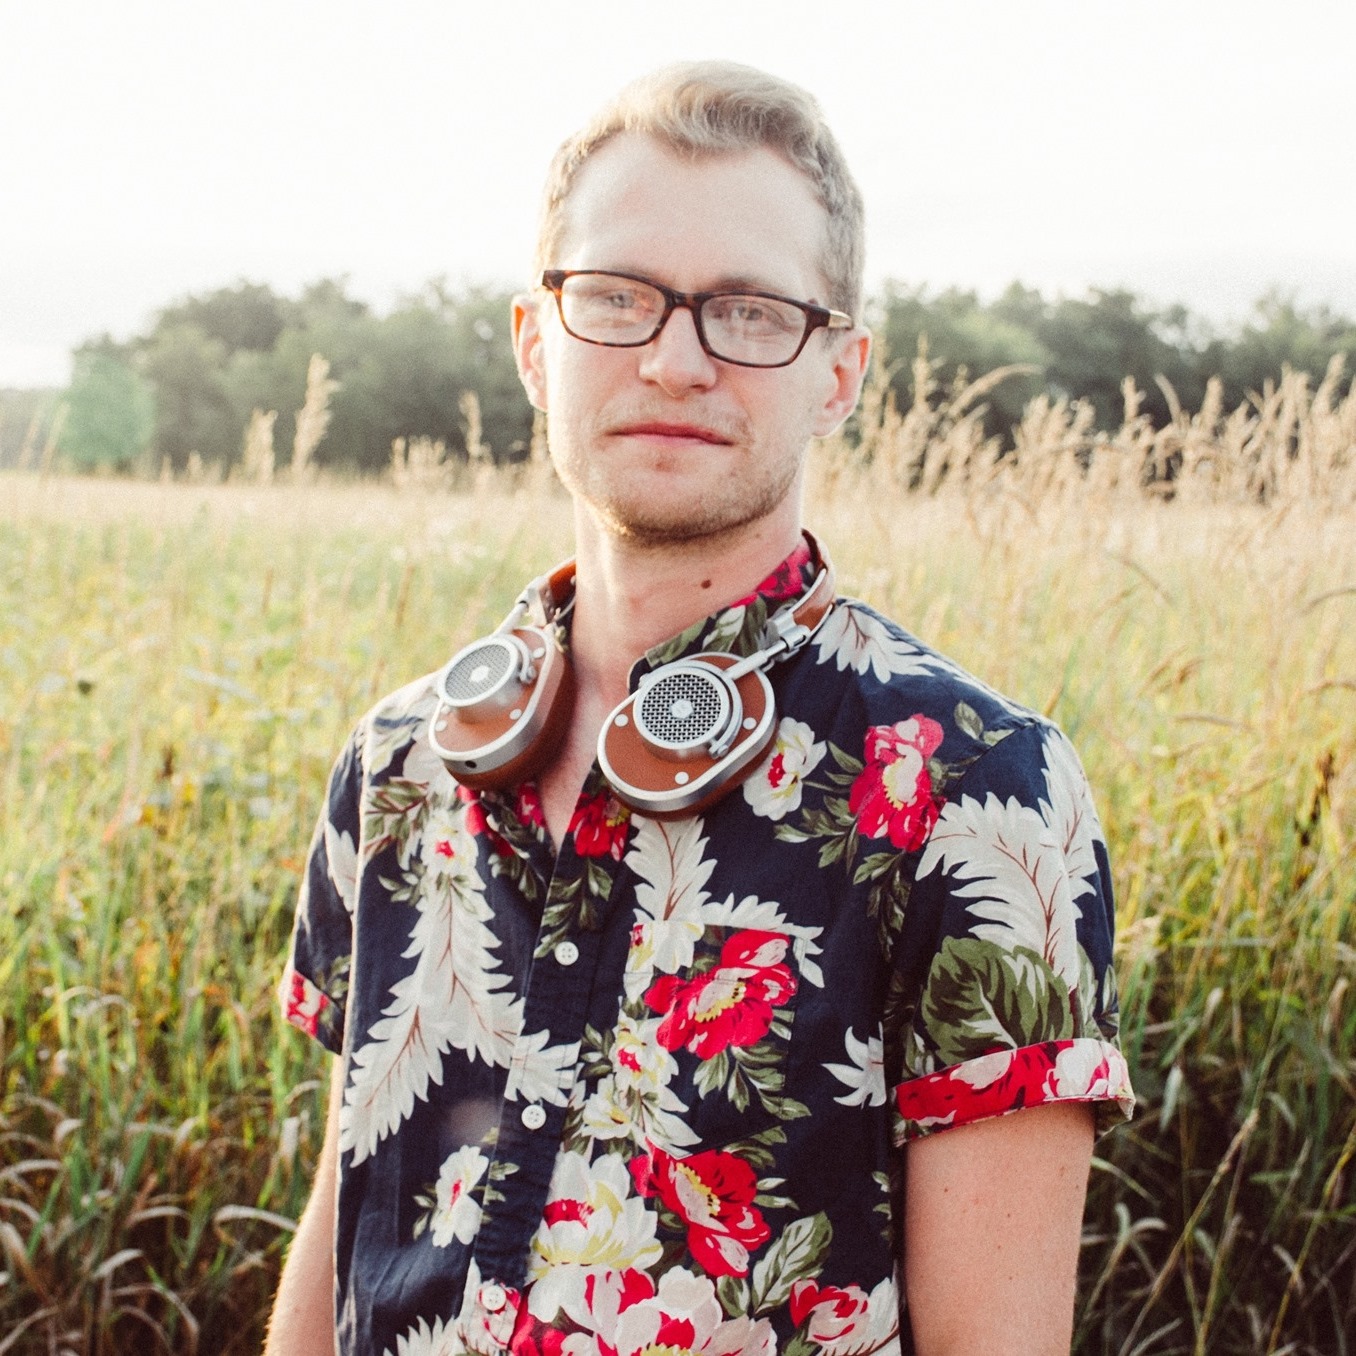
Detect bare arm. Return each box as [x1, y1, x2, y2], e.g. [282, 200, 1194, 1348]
[904, 1102, 1094, 1356]
[265, 1061, 344, 1356]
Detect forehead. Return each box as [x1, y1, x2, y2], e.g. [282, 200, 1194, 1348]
[555, 132, 831, 299]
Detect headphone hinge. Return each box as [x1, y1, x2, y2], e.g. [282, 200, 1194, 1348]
[764, 613, 812, 657]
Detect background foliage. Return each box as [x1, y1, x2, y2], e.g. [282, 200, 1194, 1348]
[2, 278, 1354, 477]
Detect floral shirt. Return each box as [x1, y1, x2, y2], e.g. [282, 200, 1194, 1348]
[280, 540, 1134, 1356]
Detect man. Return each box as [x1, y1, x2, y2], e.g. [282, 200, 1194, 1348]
[268, 62, 1133, 1356]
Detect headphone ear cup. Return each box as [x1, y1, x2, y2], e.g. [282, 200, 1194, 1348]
[430, 627, 574, 789]
[599, 653, 776, 819]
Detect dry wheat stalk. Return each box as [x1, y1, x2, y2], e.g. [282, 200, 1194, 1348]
[390, 435, 452, 493]
[241, 408, 277, 485]
[291, 354, 339, 482]
[460, 390, 489, 463]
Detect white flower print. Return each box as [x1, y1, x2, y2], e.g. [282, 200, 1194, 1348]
[1049, 1039, 1132, 1103]
[624, 917, 706, 1002]
[824, 1026, 887, 1107]
[430, 1145, 488, 1247]
[742, 716, 826, 821]
[401, 732, 457, 790]
[526, 1152, 663, 1324]
[791, 1274, 900, 1356]
[572, 1267, 776, 1356]
[579, 1012, 698, 1153]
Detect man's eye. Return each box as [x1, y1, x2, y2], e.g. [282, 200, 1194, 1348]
[708, 297, 767, 324]
[730, 300, 770, 323]
[710, 296, 798, 332]
[577, 284, 651, 315]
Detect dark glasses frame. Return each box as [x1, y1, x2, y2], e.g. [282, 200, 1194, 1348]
[539, 269, 853, 368]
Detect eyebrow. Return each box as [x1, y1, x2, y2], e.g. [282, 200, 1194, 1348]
[610, 266, 814, 301]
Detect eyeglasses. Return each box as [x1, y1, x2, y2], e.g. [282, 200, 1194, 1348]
[539, 269, 852, 368]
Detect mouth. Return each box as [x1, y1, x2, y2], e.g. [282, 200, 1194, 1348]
[609, 421, 733, 446]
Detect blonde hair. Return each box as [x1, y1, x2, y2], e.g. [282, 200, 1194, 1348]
[533, 61, 866, 320]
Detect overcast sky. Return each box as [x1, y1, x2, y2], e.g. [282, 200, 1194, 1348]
[2, 0, 1353, 387]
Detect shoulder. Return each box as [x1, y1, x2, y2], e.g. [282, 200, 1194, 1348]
[802, 597, 1110, 862]
[332, 667, 445, 790]
[804, 596, 1050, 758]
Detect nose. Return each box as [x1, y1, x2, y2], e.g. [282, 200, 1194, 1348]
[637, 303, 718, 394]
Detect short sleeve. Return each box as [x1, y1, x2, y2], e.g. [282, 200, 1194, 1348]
[278, 733, 362, 1055]
[892, 720, 1134, 1143]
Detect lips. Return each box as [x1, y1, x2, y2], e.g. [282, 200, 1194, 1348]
[609, 420, 733, 445]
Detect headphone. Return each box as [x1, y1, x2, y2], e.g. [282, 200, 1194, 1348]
[428, 538, 836, 820]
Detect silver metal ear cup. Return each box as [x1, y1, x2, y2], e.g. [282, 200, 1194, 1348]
[598, 655, 774, 817]
[629, 667, 737, 764]
[429, 625, 572, 787]
[632, 663, 741, 760]
[438, 634, 536, 712]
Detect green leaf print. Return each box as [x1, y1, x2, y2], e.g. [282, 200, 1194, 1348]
[648, 618, 710, 667]
[717, 1274, 751, 1317]
[750, 1212, 832, 1314]
[827, 742, 865, 778]
[921, 936, 1073, 1066]
[723, 1125, 787, 1172]
[361, 777, 430, 859]
[954, 700, 985, 741]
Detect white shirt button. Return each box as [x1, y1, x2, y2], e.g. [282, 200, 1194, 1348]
[553, 941, 579, 966]
[479, 1282, 507, 1313]
[520, 1103, 547, 1130]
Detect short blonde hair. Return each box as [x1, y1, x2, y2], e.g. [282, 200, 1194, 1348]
[533, 61, 866, 320]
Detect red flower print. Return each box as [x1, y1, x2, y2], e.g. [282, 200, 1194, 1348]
[456, 784, 512, 856]
[509, 1304, 571, 1356]
[516, 782, 547, 831]
[584, 1265, 656, 1325]
[542, 1197, 594, 1228]
[644, 930, 796, 1059]
[895, 1042, 1058, 1131]
[789, 1279, 872, 1347]
[895, 1038, 1132, 1137]
[569, 791, 631, 860]
[284, 970, 329, 1038]
[767, 752, 787, 788]
[630, 1145, 770, 1277]
[729, 540, 813, 609]
[848, 716, 945, 851]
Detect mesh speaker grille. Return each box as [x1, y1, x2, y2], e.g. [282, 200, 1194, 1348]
[635, 668, 730, 751]
[441, 639, 516, 704]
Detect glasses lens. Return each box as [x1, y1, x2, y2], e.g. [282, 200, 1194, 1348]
[559, 274, 666, 344]
[700, 294, 808, 366]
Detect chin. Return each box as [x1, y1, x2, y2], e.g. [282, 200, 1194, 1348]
[594, 491, 784, 548]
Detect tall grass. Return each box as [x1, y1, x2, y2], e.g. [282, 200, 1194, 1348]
[1, 369, 1352, 1353]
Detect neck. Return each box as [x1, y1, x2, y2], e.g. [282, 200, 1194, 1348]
[566, 506, 804, 706]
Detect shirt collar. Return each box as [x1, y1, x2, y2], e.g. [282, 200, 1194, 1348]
[629, 535, 821, 686]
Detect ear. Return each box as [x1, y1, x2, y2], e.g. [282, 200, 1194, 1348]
[512, 293, 549, 412]
[811, 328, 873, 438]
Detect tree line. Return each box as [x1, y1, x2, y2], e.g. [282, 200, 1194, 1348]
[2, 277, 1353, 475]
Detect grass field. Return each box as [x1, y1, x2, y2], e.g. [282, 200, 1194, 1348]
[1, 366, 1353, 1354]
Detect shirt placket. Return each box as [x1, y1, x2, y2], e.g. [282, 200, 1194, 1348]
[457, 790, 631, 1354]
